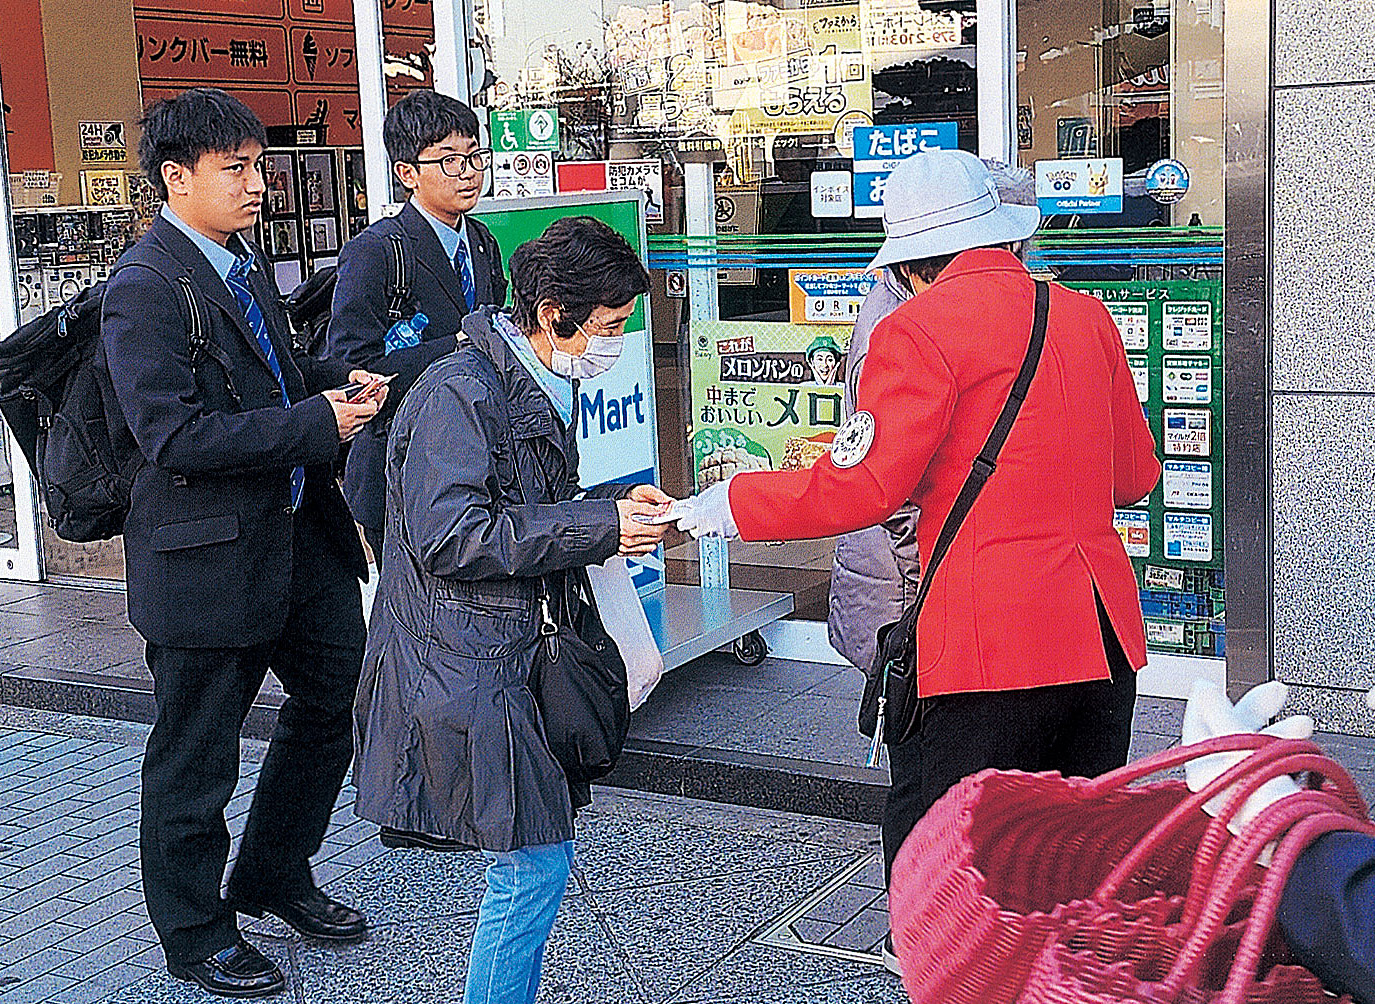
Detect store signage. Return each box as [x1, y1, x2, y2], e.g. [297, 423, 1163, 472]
[491, 108, 560, 152]
[491, 151, 553, 199]
[135, 16, 290, 85]
[810, 171, 853, 218]
[1162, 409, 1211, 456]
[1114, 510, 1151, 557]
[1162, 355, 1212, 404]
[1163, 460, 1212, 510]
[78, 122, 128, 165]
[1162, 301, 1212, 350]
[852, 121, 958, 218]
[554, 160, 665, 224]
[713, 3, 873, 140]
[715, 186, 760, 285]
[788, 269, 877, 325]
[1145, 158, 1191, 204]
[1164, 512, 1212, 562]
[689, 320, 849, 489]
[1035, 157, 1123, 214]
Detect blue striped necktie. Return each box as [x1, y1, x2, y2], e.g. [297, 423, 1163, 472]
[453, 239, 476, 311]
[225, 255, 305, 510]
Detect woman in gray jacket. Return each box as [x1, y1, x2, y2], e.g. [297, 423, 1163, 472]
[352, 217, 669, 1004]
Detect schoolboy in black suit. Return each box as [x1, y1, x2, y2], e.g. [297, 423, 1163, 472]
[102, 89, 387, 998]
[326, 90, 507, 565]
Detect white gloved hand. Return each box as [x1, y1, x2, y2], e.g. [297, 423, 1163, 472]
[1182, 680, 1314, 835]
[671, 477, 740, 539]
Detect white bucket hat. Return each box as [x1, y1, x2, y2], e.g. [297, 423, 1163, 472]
[868, 149, 1042, 272]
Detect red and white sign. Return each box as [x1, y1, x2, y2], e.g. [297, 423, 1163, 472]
[555, 159, 664, 223]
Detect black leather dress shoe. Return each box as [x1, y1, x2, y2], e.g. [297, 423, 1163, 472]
[167, 937, 285, 998]
[379, 825, 476, 852]
[233, 886, 368, 943]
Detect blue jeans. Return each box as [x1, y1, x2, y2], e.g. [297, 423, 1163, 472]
[463, 841, 574, 1004]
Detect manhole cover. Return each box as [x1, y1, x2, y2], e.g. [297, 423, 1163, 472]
[752, 852, 887, 965]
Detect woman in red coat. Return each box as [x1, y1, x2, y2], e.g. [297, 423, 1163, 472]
[675, 149, 1160, 883]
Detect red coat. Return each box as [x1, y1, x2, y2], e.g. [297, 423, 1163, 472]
[729, 249, 1160, 696]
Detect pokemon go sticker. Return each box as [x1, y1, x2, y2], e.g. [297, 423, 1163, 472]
[1035, 158, 1123, 214]
[831, 411, 876, 468]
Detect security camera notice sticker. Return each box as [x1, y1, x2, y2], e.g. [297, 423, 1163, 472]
[1164, 512, 1213, 562]
[1162, 409, 1211, 456]
[1114, 509, 1151, 557]
[1162, 301, 1213, 351]
[1163, 460, 1212, 510]
[1106, 302, 1149, 351]
[1128, 356, 1149, 403]
[1163, 356, 1212, 404]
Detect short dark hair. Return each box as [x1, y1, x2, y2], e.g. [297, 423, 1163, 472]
[509, 217, 651, 340]
[894, 243, 1016, 287]
[384, 90, 480, 166]
[138, 88, 268, 201]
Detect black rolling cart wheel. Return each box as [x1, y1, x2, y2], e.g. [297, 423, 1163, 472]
[732, 630, 768, 666]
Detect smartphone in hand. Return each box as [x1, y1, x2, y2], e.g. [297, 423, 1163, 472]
[340, 373, 395, 403]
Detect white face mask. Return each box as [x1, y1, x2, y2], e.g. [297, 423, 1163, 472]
[547, 323, 624, 380]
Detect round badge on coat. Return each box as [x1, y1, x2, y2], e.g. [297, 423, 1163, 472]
[831, 411, 876, 468]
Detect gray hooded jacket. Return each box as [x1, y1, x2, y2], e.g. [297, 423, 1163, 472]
[826, 270, 922, 672]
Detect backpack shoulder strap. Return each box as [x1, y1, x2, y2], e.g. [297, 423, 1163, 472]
[384, 231, 410, 322]
[116, 249, 241, 406]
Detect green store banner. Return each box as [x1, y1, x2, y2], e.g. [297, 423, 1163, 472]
[689, 320, 850, 489]
[1066, 278, 1225, 658]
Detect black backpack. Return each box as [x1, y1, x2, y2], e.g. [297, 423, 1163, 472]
[0, 261, 213, 542]
[283, 231, 410, 356]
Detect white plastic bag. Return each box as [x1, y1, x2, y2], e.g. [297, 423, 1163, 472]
[586, 557, 664, 710]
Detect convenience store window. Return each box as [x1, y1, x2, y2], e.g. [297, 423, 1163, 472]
[1017, 0, 1226, 666]
[477, 0, 981, 619]
[0, 0, 398, 583]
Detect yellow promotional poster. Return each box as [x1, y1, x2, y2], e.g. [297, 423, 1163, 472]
[788, 268, 879, 325]
[713, 1, 873, 138]
[689, 320, 851, 488]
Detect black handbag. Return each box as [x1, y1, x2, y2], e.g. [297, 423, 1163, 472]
[494, 364, 630, 790]
[530, 567, 630, 788]
[859, 280, 1051, 764]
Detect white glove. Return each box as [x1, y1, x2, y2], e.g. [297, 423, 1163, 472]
[1182, 680, 1314, 835]
[671, 478, 740, 539]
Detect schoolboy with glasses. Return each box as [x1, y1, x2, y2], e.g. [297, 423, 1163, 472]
[326, 89, 507, 581]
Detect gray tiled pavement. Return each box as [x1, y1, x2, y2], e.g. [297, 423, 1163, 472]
[0, 707, 904, 1004]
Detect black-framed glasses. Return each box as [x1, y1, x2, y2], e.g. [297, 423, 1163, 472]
[413, 149, 493, 176]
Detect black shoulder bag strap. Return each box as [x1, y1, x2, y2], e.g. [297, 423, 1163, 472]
[865, 280, 1050, 761]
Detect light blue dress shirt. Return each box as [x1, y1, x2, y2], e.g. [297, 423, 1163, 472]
[494, 313, 574, 426]
[160, 204, 248, 287]
[412, 200, 471, 269]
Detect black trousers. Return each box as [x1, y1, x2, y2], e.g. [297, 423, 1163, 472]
[139, 514, 365, 965]
[880, 595, 1138, 880]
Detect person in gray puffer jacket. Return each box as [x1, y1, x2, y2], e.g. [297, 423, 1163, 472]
[827, 161, 1037, 675]
[352, 217, 671, 1004]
